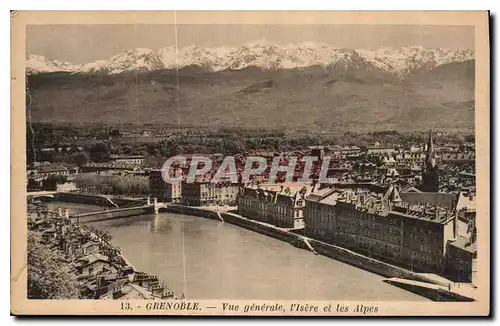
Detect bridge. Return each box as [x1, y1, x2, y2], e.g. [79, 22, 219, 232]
[67, 197, 171, 223]
[29, 191, 173, 223]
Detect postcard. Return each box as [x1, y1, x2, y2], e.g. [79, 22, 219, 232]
[11, 10, 490, 316]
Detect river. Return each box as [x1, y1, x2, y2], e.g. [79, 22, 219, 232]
[45, 202, 428, 301]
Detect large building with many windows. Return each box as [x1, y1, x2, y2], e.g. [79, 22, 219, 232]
[304, 184, 458, 273]
[182, 181, 239, 206]
[237, 183, 313, 229]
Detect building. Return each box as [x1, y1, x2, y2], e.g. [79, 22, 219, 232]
[304, 184, 458, 274]
[455, 192, 476, 237]
[182, 181, 239, 206]
[76, 253, 118, 277]
[149, 169, 182, 203]
[238, 183, 313, 228]
[421, 130, 440, 192]
[303, 187, 338, 239]
[445, 235, 477, 283]
[81, 163, 135, 174]
[37, 163, 71, 177]
[443, 191, 477, 282]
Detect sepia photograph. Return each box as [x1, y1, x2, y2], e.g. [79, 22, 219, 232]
[10, 11, 490, 316]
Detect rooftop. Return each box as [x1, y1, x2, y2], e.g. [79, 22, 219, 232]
[449, 235, 477, 254]
[308, 188, 455, 224]
[456, 192, 476, 212]
[38, 163, 68, 173]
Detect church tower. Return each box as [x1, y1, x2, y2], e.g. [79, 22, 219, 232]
[421, 130, 439, 192]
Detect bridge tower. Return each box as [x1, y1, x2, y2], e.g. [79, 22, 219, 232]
[153, 197, 159, 214]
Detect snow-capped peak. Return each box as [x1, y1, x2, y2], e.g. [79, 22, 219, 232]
[25, 54, 82, 75]
[357, 46, 474, 77]
[75, 48, 165, 74]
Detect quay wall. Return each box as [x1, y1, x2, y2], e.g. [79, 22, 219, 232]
[221, 213, 297, 243]
[306, 239, 446, 285]
[161, 204, 220, 220]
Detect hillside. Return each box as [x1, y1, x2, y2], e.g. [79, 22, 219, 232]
[26, 59, 475, 132]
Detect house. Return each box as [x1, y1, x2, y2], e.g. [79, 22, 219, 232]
[446, 236, 477, 283]
[37, 163, 70, 177]
[82, 239, 101, 256]
[109, 155, 146, 166]
[77, 253, 118, 277]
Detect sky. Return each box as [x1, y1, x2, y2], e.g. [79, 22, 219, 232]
[26, 24, 474, 64]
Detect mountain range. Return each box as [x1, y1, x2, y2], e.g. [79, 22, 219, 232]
[27, 41, 474, 78]
[25, 41, 475, 132]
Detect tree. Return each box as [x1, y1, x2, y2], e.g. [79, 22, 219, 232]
[109, 129, 122, 137]
[85, 226, 113, 243]
[222, 138, 246, 155]
[42, 174, 68, 191]
[27, 231, 79, 299]
[89, 143, 110, 162]
[39, 151, 55, 163]
[70, 152, 88, 167]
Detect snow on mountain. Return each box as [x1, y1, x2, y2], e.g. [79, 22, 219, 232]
[159, 45, 237, 70]
[26, 55, 81, 75]
[28, 42, 475, 77]
[357, 46, 474, 77]
[75, 48, 165, 74]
